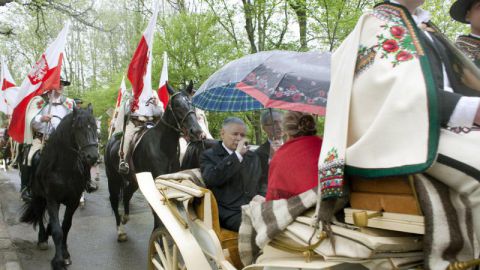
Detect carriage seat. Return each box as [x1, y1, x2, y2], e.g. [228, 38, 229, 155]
[348, 175, 422, 215]
[345, 175, 425, 234]
[194, 189, 243, 269]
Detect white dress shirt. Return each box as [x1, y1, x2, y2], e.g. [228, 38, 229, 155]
[31, 96, 71, 135]
[222, 142, 243, 162]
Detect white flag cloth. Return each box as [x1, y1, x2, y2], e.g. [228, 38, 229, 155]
[127, 1, 159, 114]
[9, 23, 69, 143]
[157, 51, 169, 110]
[0, 57, 18, 115]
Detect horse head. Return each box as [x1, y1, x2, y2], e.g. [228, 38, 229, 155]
[164, 81, 206, 142]
[71, 104, 99, 165]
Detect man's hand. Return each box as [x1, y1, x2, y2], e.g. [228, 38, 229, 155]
[40, 114, 52, 122]
[235, 138, 249, 156]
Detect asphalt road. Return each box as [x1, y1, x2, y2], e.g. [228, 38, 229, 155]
[0, 165, 153, 270]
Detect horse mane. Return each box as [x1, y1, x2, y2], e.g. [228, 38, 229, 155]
[37, 109, 91, 181]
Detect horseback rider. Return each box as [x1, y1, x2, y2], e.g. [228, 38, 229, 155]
[20, 79, 97, 200]
[318, 0, 480, 256]
[118, 89, 164, 174]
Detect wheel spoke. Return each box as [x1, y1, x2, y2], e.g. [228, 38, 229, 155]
[152, 258, 165, 270]
[172, 245, 178, 270]
[162, 235, 172, 269]
[149, 228, 185, 270]
[155, 241, 169, 268]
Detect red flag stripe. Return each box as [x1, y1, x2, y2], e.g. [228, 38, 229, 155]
[9, 55, 62, 142]
[127, 36, 149, 112]
[1, 80, 15, 91]
[157, 84, 169, 110]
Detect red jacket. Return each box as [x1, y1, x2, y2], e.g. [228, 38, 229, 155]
[266, 135, 322, 201]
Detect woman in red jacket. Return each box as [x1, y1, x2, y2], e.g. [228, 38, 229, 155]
[266, 111, 322, 201]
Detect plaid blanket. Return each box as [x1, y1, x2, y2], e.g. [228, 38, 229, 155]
[155, 168, 205, 187]
[239, 174, 478, 268]
[238, 188, 319, 265]
[414, 174, 478, 270]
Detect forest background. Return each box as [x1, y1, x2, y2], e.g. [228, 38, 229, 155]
[0, 0, 469, 145]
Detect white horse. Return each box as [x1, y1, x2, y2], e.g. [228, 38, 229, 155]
[179, 108, 212, 165]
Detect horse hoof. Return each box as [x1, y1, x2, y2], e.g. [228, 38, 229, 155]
[64, 258, 72, 265]
[121, 215, 129, 224]
[117, 233, 128, 242]
[37, 242, 48, 250]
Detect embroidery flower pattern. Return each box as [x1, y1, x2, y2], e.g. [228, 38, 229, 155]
[325, 147, 339, 163]
[36, 100, 45, 109]
[376, 24, 416, 67]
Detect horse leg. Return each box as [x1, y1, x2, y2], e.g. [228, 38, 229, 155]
[61, 203, 78, 266]
[46, 200, 66, 270]
[108, 177, 126, 242]
[121, 178, 138, 225]
[37, 219, 49, 250]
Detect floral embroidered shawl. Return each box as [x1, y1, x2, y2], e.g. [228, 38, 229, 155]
[318, 2, 440, 199]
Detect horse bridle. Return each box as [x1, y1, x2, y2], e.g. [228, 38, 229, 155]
[160, 92, 196, 136]
[70, 125, 98, 156]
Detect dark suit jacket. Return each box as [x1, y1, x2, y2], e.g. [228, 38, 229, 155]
[419, 27, 480, 127]
[255, 140, 270, 196]
[200, 141, 262, 227]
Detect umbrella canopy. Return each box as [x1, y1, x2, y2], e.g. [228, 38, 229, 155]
[193, 50, 331, 114]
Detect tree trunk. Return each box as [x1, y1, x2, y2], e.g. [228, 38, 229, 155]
[288, 0, 308, 51]
[242, 0, 257, 53]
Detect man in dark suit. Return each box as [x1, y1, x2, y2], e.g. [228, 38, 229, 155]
[255, 110, 283, 195]
[200, 117, 262, 231]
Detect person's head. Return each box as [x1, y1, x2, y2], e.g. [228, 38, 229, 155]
[220, 117, 247, 151]
[52, 79, 70, 97]
[450, 0, 480, 27]
[260, 110, 283, 140]
[391, 0, 425, 13]
[451, 0, 480, 30]
[282, 111, 317, 141]
[466, 1, 480, 34]
[74, 98, 83, 109]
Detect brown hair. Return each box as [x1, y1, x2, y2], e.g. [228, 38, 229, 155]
[282, 111, 317, 138]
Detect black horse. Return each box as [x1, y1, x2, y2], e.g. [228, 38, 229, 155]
[20, 105, 99, 270]
[104, 82, 205, 241]
[180, 139, 217, 170]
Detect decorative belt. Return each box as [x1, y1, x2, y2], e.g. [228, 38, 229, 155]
[446, 126, 480, 134]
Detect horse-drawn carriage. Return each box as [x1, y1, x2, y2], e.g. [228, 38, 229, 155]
[136, 168, 479, 270]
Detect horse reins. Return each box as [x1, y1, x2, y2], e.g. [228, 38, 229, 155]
[160, 93, 196, 136]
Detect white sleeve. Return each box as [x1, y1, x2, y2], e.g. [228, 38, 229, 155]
[31, 115, 46, 133]
[234, 151, 243, 162]
[448, 97, 480, 127]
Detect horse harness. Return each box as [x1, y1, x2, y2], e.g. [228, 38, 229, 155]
[160, 92, 196, 137]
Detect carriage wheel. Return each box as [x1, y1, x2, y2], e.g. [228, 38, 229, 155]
[148, 227, 186, 270]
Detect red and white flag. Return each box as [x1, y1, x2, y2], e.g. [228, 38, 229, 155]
[9, 23, 70, 143]
[115, 76, 127, 108]
[0, 57, 18, 115]
[127, 1, 159, 113]
[157, 51, 169, 110]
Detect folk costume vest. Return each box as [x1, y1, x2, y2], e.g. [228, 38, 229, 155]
[456, 35, 480, 68]
[318, 2, 480, 200]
